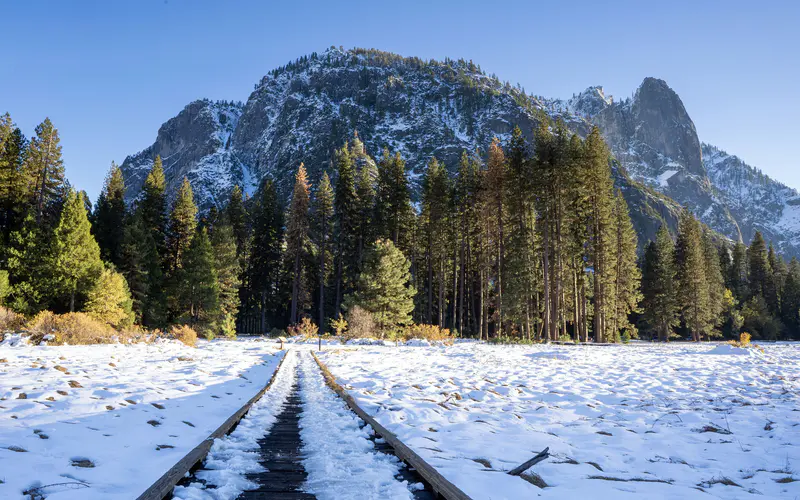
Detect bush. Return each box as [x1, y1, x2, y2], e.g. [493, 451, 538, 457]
[401, 323, 454, 342]
[168, 324, 198, 347]
[287, 317, 318, 339]
[329, 314, 347, 337]
[0, 306, 26, 333]
[729, 332, 752, 348]
[344, 306, 375, 341]
[27, 311, 117, 345]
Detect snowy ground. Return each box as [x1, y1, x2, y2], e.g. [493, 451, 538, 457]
[319, 342, 800, 499]
[0, 337, 283, 499]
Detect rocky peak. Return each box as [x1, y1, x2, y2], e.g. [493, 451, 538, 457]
[567, 86, 613, 118]
[120, 99, 244, 205]
[628, 77, 704, 177]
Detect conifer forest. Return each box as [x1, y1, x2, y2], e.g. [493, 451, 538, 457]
[2, 112, 798, 343]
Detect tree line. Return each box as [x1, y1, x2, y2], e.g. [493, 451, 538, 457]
[2, 111, 798, 341]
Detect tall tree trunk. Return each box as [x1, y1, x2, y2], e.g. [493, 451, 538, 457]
[291, 253, 300, 324]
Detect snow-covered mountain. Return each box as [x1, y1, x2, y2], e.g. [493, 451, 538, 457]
[119, 47, 797, 254]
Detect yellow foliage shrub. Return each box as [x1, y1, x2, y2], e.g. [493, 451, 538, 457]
[287, 317, 319, 340]
[401, 323, 454, 342]
[728, 332, 752, 348]
[27, 311, 117, 345]
[168, 324, 198, 347]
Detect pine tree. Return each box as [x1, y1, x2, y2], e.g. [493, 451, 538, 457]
[333, 146, 359, 314]
[313, 171, 334, 330]
[25, 118, 66, 224]
[93, 163, 127, 266]
[86, 267, 134, 328]
[344, 239, 416, 337]
[166, 177, 198, 273]
[355, 155, 377, 271]
[766, 244, 784, 315]
[584, 127, 617, 342]
[641, 225, 679, 341]
[747, 232, 771, 304]
[421, 156, 450, 327]
[52, 190, 104, 312]
[119, 212, 163, 325]
[139, 156, 168, 254]
[485, 138, 507, 335]
[730, 241, 749, 301]
[0, 120, 30, 260]
[702, 230, 725, 338]
[675, 208, 710, 341]
[174, 227, 219, 329]
[504, 127, 538, 339]
[610, 190, 642, 340]
[375, 150, 414, 254]
[781, 257, 800, 337]
[242, 179, 285, 331]
[225, 185, 249, 264]
[210, 223, 241, 337]
[287, 164, 311, 324]
[6, 213, 51, 314]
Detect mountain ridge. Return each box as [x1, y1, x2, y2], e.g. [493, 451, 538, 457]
[119, 46, 799, 255]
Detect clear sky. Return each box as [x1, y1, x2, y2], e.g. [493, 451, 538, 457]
[3, 0, 798, 200]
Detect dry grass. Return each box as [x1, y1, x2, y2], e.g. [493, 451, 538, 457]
[0, 306, 26, 333]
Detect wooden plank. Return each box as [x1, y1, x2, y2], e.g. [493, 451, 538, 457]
[311, 352, 473, 500]
[136, 350, 289, 500]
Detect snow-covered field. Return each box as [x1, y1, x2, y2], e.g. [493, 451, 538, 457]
[0, 337, 283, 499]
[319, 342, 800, 499]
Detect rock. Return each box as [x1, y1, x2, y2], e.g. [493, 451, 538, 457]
[118, 47, 798, 255]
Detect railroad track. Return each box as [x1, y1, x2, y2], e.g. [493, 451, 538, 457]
[137, 349, 470, 500]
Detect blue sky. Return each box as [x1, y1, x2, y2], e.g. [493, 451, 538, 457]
[3, 0, 798, 200]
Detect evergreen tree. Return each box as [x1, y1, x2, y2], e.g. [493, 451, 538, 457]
[421, 156, 450, 327]
[504, 127, 538, 339]
[747, 231, 770, 300]
[6, 213, 50, 314]
[641, 225, 679, 341]
[174, 228, 219, 329]
[313, 171, 334, 330]
[0, 120, 29, 260]
[766, 244, 784, 315]
[333, 146, 359, 314]
[355, 154, 377, 271]
[166, 177, 198, 273]
[584, 127, 617, 342]
[287, 164, 311, 324]
[242, 179, 284, 331]
[781, 257, 800, 337]
[702, 230, 726, 338]
[225, 185, 249, 264]
[86, 267, 134, 328]
[675, 208, 710, 341]
[610, 190, 641, 340]
[119, 212, 164, 325]
[344, 239, 416, 337]
[93, 163, 127, 266]
[375, 150, 414, 254]
[25, 118, 66, 224]
[138, 156, 168, 255]
[210, 223, 241, 337]
[52, 190, 104, 312]
[730, 241, 749, 301]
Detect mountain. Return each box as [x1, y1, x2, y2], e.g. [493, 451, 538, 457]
[119, 47, 795, 254]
